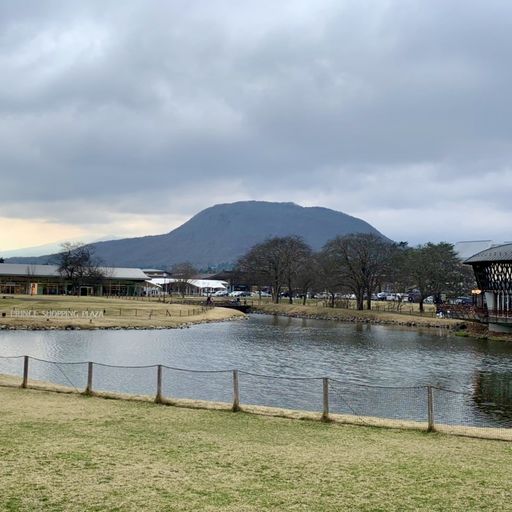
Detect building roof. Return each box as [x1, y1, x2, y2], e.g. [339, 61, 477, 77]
[147, 277, 227, 289]
[189, 279, 227, 289]
[464, 243, 512, 264]
[0, 263, 148, 281]
[454, 240, 496, 260]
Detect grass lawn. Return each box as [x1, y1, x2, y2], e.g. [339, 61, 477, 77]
[1, 386, 511, 511]
[0, 294, 244, 329]
[249, 302, 460, 329]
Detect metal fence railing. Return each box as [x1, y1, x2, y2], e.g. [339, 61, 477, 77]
[0, 355, 511, 441]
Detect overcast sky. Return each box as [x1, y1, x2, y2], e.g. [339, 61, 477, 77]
[1, 0, 511, 252]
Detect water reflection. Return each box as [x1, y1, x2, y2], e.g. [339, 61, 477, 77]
[473, 371, 512, 425]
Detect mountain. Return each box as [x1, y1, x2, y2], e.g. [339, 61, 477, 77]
[0, 235, 121, 258]
[6, 201, 387, 269]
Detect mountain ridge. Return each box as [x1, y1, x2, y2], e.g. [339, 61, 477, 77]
[5, 201, 388, 269]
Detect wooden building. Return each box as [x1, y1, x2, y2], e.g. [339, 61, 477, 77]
[465, 243, 512, 333]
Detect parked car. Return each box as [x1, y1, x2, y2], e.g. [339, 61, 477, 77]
[407, 291, 422, 303]
[228, 290, 251, 297]
[455, 296, 472, 305]
[213, 290, 229, 297]
[251, 291, 271, 297]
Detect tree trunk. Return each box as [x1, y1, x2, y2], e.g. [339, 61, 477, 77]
[302, 294, 307, 305]
[330, 293, 335, 308]
[419, 298, 424, 313]
[356, 294, 364, 310]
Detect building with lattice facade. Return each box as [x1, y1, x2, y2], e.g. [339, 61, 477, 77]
[465, 243, 512, 333]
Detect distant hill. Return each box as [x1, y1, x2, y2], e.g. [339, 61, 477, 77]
[6, 201, 388, 269]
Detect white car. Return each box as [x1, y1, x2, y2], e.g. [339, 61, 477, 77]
[213, 290, 228, 297]
[252, 291, 271, 297]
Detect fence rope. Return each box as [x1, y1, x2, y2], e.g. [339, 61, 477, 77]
[162, 365, 232, 374]
[431, 385, 473, 396]
[238, 370, 323, 381]
[52, 362, 81, 393]
[1, 354, 512, 433]
[0, 355, 486, 393]
[329, 377, 426, 390]
[28, 356, 89, 366]
[328, 380, 372, 426]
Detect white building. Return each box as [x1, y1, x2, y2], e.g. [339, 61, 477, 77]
[144, 278, 228, 296]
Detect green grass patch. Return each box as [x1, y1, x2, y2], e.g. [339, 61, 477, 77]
[0, 386, 511, 511]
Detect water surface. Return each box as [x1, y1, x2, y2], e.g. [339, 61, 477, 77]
[1, 315, 511, 427]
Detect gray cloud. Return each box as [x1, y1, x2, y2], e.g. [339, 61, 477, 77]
[1, 0, 511, 247]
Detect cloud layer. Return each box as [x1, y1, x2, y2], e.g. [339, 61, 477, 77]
[1, 0, 511, 250]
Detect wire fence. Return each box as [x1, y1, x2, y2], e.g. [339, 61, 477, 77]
[0, 355, 511, 440]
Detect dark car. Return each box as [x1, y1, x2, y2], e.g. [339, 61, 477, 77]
[407, 291, 422, 303]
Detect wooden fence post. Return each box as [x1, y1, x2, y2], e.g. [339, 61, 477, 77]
[322, 377, 330, 422]
[427, 385, 435, 432]
[22, 355, 29, 388]
[155, 365, 163, 403]
[85, 362, 94, 395]
[232, 370, 240, 412]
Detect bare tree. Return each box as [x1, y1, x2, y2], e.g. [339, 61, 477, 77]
[317, 247, 345, 308]
[322, 234, 394, 310]
[57, 242, 105, 295]
[281, 236, 313, 304]
[295, 254, 320, 305]
[236, 236, 313, 304]
[406, 243, 470, 312]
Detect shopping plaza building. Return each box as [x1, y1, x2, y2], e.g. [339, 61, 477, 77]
[0, 263, 148, 296]
[465, 243, 512, 333]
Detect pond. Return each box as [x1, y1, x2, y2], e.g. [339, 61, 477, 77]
[1, 314, 512, 428]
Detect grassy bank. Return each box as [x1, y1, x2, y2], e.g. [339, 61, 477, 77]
[0, 386, 511, 511]
[251, 302, 462, 330]
[0, 294, 244, 330]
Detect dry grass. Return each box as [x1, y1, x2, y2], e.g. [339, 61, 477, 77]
[1, 385, 511, 511]
[245, 296, 438, 314]
[251, 302, 460, 329]
[0, 294, 244, 329]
